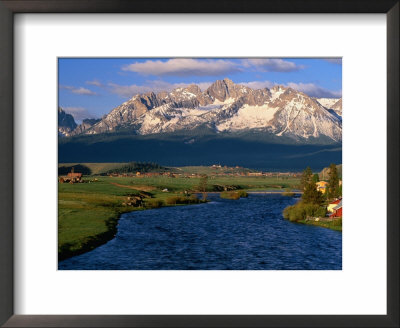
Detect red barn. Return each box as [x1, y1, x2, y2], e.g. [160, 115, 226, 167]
[327, 199, 341, 213]
[331, 206, 342, 218]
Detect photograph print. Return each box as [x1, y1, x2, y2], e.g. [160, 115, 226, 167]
[58, 58, 342, 270]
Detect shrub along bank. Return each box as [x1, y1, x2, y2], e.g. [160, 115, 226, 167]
[220, 190, 248, 200]
[283, 165, 342, 231]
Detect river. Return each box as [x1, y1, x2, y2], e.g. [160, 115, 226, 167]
[59, 193, 342, 270]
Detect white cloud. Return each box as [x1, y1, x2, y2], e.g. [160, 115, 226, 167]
[196, 82, 213, 91]
[63, 107, 97, 122]
[122, 58, 241, 76]
[239, 80, 275, 89]
[241, 80, 341, 98]
[86, 79, 103, 87]
[73, 87, 97, 95]
[107, 83, 153, 97]
[60, 85, 97, 96]
[242, 59, 304, 72]
[121, 58, 305, 76]
[108, 80, 213, 98]
[286, 82, 342, 98]
[92, 76, 340, 100]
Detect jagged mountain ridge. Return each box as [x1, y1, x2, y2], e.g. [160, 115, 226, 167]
[315, 97, 342, 117]
[58, 108, 100, 136]
[72, 118, 101, 135]
[64, 78, 342, 142]
[58, 107, 77, 136]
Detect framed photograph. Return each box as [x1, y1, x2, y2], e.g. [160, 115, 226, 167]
[1, 1, 398, 327]
[57, 56, 344, 271]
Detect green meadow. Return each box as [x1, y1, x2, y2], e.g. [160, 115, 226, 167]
[58, 179, 138, 260]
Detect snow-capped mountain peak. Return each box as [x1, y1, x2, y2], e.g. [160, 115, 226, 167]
[70, 79, 342, 142]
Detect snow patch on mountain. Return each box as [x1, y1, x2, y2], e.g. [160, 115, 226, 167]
[316, 98, 340, 109]
[270, 86, 286, 101]
[216, 104, 279, 132]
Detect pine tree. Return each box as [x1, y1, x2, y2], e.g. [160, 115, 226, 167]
[302, 180, 324, 205]
[312, 173, 320, 183]
[300, 167, 313, 190]
[300, 167, 324, 205]
[327, 163, 340, 199]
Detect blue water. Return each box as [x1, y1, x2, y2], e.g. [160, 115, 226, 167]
[59, 194, 342, 270]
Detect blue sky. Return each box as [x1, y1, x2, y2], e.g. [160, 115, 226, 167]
[58, 58, 342, 122]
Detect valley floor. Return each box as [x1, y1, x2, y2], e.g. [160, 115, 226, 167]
[58, 174, 300, 261]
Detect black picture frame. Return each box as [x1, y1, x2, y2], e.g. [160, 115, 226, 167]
[0, 1, 398, 327]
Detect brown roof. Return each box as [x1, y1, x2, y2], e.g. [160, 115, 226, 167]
[67, 172, 82, 177]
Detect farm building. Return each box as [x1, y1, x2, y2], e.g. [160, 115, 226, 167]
[329, 200, 342, 218]
[59, 168, 83, 183]
[327, 199, 342, 212]
[248, 172, 262, 176]
[331, 206, 342, 218]
[316, 181, 329, 194]
[67, 172, 82, 182]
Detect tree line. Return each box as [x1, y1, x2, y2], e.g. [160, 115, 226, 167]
[106, 162, 169, 174]
[284, 163, 341, 222]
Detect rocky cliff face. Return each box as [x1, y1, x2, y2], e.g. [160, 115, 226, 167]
[331, 98, 342, 116]
[58, 107, 77, 136]
[71, 118, 101, 135]
[66, 78, 342, 143]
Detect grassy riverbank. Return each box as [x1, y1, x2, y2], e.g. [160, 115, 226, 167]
[58, 180, 140, 261]
[282, 164, 342, 232]
[59, 174, 300, 261]
[298, 218, 342, 231]
[283, 201, 342, 232]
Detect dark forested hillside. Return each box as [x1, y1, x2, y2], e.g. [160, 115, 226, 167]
[59, 131, 342, 171]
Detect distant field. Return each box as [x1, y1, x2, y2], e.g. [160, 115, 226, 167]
[176, 165, 255, 175]
[58, 163, 300, 176]
[105, 175, 300, 191]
